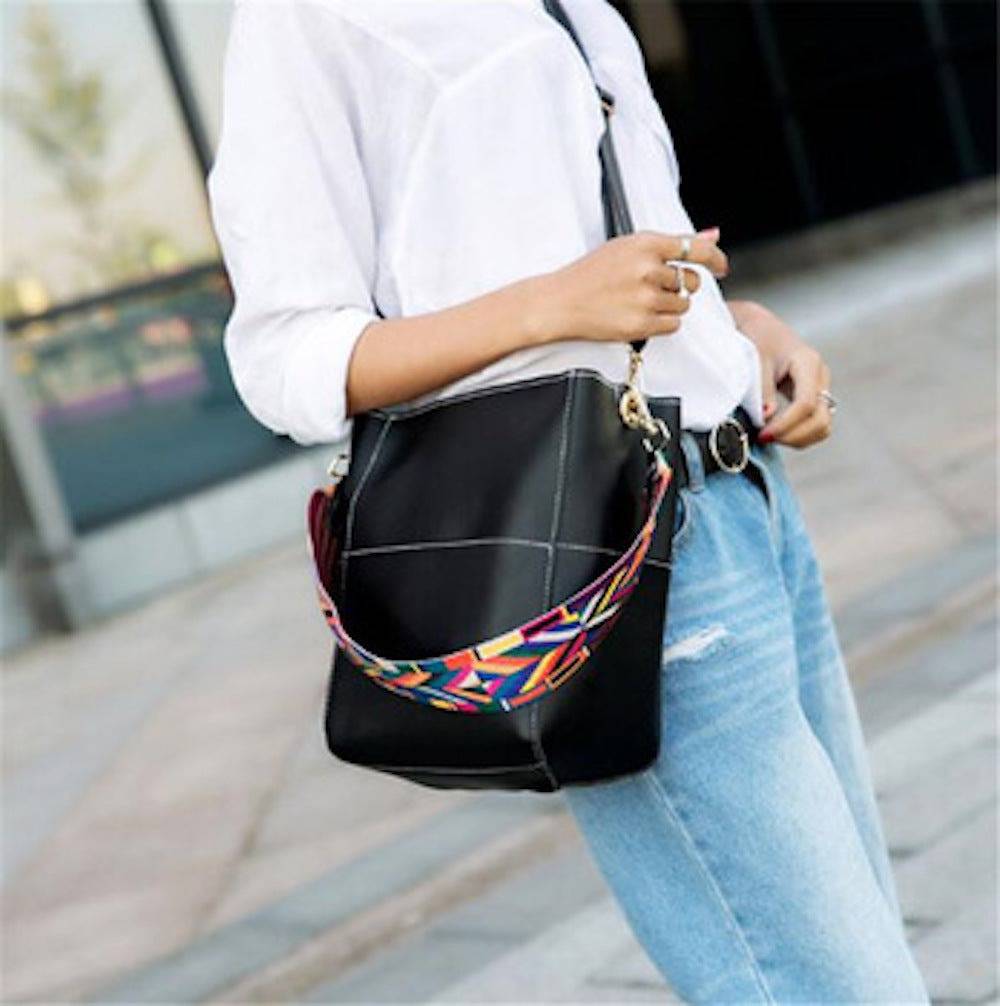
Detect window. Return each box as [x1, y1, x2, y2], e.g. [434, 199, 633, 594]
[3, 1, 295, 531]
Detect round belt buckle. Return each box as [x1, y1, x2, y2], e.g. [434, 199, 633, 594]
[709, 417, 750, 474]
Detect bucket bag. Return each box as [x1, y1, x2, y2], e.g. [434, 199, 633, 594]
[306, 0, 682, 791]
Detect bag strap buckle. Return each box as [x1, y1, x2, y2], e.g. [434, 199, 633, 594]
[619, 348, 670, 454]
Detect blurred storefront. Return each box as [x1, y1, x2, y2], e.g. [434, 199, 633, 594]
[2, 0, 996, 651]
[628, 0, 996, 242]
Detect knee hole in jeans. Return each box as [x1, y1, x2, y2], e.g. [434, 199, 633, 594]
[662, 623, 732, 665]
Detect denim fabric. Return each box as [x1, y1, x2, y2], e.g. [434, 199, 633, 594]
[562, 434, 930, 1004]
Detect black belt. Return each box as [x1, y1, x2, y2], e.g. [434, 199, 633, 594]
[673, 405, 761, 491]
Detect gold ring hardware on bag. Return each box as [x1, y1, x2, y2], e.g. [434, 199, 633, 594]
[708, 416, 750, 473]
[619, 348, 671, 453]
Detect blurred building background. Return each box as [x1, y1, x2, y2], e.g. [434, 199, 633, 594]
[1, 0, 996, 652]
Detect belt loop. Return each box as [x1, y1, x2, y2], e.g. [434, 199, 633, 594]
[679, 431, 705, 492]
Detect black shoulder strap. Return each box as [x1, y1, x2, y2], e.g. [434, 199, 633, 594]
[541, 0, 634, 241]
[541, 0, 643, 353]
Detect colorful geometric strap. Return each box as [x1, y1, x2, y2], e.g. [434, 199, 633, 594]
[306, 450, 673, 714]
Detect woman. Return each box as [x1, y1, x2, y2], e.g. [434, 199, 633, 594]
[207, 0, 929, 1001]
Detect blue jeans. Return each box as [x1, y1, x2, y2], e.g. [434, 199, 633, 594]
[562, 434, 930, 1004]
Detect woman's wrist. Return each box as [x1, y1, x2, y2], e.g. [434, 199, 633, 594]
[727, 299, 790, 359]
[515, 271, 571, 349]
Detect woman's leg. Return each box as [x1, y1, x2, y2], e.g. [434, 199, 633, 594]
[753, 442, 905, 924]
[562, 435, 929, 1004]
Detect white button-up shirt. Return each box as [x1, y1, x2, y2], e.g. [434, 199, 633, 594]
[207, 0, 764, 448]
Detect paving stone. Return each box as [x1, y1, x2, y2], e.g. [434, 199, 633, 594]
[858, 609, 997, 740]
[91, 797, 550, 1004]
[894, 803, 997, 925]
[3, 873, 209, 1002]
[307, 845, 607, 1004]
[879, 735, 996, 854]
[429, 899, 646, 1003]
[97, 917, 311, 1006]
[586, 940, 679, 998]
[912, 891, 998, 1003]
[1, 671, 175, 883]
[205, 790, 462, 930]
[831, 532, 996, 663]
[433, 843, 604, 942]
[868, 671, 996, 795]
[732, 212, 993, 348]
[306, 930, 517, 1004]
[572, 983, 682, 1004]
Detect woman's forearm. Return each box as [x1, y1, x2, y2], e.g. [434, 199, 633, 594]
[345, 274, 554, 417]
[725, 298, 768, 334]
[345, 231, 727, 416]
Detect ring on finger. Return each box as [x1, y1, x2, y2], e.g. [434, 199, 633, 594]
[679, 235, 692, 261]
[818, 388, 838, 414]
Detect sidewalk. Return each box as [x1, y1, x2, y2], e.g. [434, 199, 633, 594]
[2, 211, 995, 1004]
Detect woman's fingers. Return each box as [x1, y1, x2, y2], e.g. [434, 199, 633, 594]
[779, 403, 833, 447]
[774, 367, 834, 447]
[652, 313, 683, 335]
[675, 264, 701, 294]
[758, 353, 779, 422]
[647, 287, 694, 314]
[638, 231, 729, 278]
[760, 350, 829, 444]
[644, 260, 700, 295]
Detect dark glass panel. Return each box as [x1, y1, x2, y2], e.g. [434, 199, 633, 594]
[768, 1, 934, 93]
[797, 69, 959, 216]
[942, 0, 999, 172]
[620, 0, 807, 241]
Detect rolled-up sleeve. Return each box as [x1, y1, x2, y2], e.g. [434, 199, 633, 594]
[206, 0, 379, 447]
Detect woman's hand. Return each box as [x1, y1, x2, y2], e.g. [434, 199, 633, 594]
[727, 299, 834, 448]
[527, 230, 729, 346]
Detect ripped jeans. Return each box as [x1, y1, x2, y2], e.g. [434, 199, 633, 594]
[562, 434, 930, 1004]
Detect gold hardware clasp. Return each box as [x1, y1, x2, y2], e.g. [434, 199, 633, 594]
[619, 348, 670, 452]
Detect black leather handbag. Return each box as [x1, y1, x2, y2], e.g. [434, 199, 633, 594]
[306, 0, 682, 792]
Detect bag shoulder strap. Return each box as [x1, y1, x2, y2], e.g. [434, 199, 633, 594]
[540, 0, 643, 353]
[542, 0, 634, 238]
[307, 451, 671, 713]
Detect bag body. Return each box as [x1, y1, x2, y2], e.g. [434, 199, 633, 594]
[312, 370, 680, 791]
